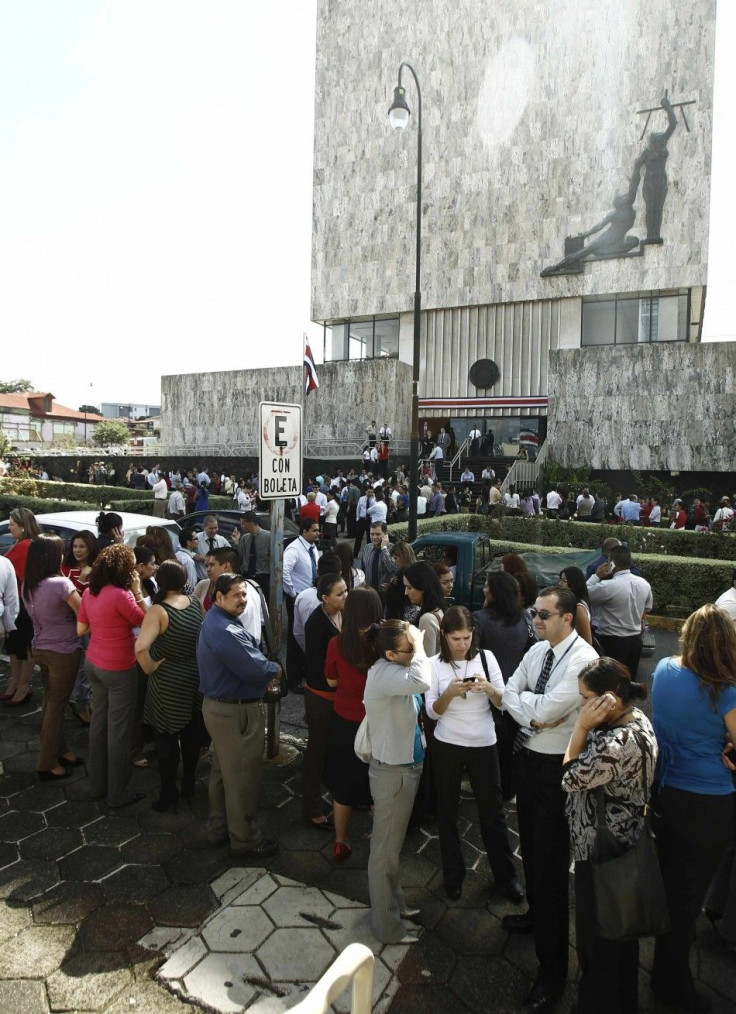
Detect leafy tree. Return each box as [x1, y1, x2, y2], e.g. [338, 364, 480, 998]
[78, 404, 100, 415]
[92, 419, 130, 447]
[0, 432, 10, 457]
[0, 379, 34, 393]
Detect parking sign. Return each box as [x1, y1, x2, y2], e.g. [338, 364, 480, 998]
[259, 402, 302, 500]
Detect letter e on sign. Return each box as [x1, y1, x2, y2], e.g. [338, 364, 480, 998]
[259, 402, 302, 500]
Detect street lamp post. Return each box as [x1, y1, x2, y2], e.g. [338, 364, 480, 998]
[388, 62, 422, 541]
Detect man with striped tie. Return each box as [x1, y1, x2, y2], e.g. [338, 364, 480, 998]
[487, 586, 598, 1014]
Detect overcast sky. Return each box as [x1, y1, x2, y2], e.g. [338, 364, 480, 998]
[0, 1, 733, 411]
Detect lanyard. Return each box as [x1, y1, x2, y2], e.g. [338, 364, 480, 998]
[536, 635, 579, 689]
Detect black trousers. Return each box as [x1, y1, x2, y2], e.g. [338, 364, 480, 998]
[302, 690, 334, 818]
[651, 785, 733, 1000]
[346, 505, 357, 538]
[515, 748, 570, 990]
[595, 632, 643, 678]
[353, 517, 369, 558]
[254, 573, 270, 603]
[284, 594, 307, 690]
[154, 714, 203, 802]
[432, 737, 516, 890]
[575, 860, 639, 1013]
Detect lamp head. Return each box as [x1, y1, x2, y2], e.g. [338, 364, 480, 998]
[388, 85, 410, 130]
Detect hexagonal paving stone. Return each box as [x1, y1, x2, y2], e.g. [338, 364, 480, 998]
[450, 954, 530, 1013]
[435, 907, 505, 956]
[201, 905, 274, 953]
[45, 800, 102, 828]
[58, 844, 124, 882]
[32, 881, 105, 925]
[164, 847, 233, 885]
[0, 899, 32, 943]
[84, 816, 141, 848]
[155, 934, 207, 980]
[10, 784, 68, 812]
[1, 753, 41, 774]
[230, 872, 279, 907]
[136, 808, 196, 834]
[1, 924, 76, 978]
[47, 951, 133, 1012]
[256, 927, 336, 982]
[209, 867, 263, 904]
[120, 832, 183, 866]
[322, 906, 385, 958]
[0, 810, 46, 843]
[149, 884, 217, 927]
[262, 886, 336, 928]
[102, 864, 169, 905]
[77, 903, 153, 951]
[0, 842, 20, 870]
[0, 859, 60, 902]
[18, 827, 82, 862]
[182, 952, 262, 1013]
[0, 978, 50, 1013]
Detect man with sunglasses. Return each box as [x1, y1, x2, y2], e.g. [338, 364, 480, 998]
[487, 586, 598, 1013]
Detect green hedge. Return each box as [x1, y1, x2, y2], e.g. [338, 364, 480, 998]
[0, 494, 94, 520]
[388, 514, 732, 614]
[0, 478, 149, 505]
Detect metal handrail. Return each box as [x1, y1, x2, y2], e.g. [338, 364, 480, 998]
[447, 436, 470, 481]
[501, 440, 548, 494]
[290, 943, 375, 1014]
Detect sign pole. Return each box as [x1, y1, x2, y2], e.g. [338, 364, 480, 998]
[259, 401, 303, 761]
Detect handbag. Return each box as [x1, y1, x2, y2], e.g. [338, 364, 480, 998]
[354, 716, 372, 764]
[591, 732, 670, 941]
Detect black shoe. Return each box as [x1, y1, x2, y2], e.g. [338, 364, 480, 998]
[500, 877, 525, 903]
[502, 910, 534, 934]
[444, 884, 462, 901]
[288, 683, 305, 695]
[524, 979, 562, 1014]
[235, 838, 279, 860]
[152, 789, 179, 813]
[58, 754, 85, 768]
[304, 814, 334, 831]
[38, 768, 72, 782]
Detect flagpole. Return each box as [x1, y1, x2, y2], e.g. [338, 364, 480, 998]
[301, 332, 307, 469]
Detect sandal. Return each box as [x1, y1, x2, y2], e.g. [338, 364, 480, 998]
[133, 757, 148, 769]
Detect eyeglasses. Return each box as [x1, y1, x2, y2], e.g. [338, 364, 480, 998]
[393, 647, 414, 655]
[529, 608, 562, 620]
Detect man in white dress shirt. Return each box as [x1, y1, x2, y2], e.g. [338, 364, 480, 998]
[282, 518, 322, 692]
[0, 554, 20, 637]
[715, 571, 736, 624]
[586, 545, 652, 677]
[489, 586, 598, 1013]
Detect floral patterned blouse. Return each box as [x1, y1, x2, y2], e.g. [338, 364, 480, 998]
[561, 711, 658, 862]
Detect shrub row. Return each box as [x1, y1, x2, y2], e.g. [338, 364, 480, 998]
[0, 478, 149, 504]
[0, 493, 233, 522]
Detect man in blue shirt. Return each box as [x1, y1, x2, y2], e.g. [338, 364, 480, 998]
[613, 493, 641, 524]
[198, 574, 283, 857]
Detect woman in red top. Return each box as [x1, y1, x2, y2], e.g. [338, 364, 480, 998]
[324, 586, 383, 862]
[77, 545, 147, 809]
[2, 507, 41, 706]
[62, 531, 99, 725]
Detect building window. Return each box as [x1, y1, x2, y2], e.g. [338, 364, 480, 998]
[582, 291, 688, 346]
[324, 317, 399, 362]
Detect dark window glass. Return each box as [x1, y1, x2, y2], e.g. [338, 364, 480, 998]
[615, 298, 640, 344]
[582, 300, 615, 345]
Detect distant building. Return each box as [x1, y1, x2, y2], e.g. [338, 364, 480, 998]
[100, 402, 161, 420]
[0, 392, 103, 449]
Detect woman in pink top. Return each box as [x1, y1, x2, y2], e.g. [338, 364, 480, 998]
[77, 544, 147, 808]
[22, 535, 82, 781]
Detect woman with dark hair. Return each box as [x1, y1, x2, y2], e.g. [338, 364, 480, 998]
[432, 563, 454, 601]
[650, 605, 736, 1012]
[324, 586, 384, 862]
[77, 544, 148, 809]
[364, 619, 431, 944]
[22, 535, 83, 779]
[500, 553, 529, 577]
[515, 571, 538, 612]
[559, 566, 593, 645]
[384, 566, 418, 623]
[427, 606, 522, 902]
[562, 657, 656, 1014]
[144, 526, 177, 565]
[302, 573, 348, 829]
[62, 530, 99, 725]
[403, 561, 446, 655]
[473, 571, 535, 799]
[135, 560, 204, 811]
[195, 483, 210, 512]
[2, 506, 42, 706]
[96, 511, 124, 550]
[335, 541, 363, 592]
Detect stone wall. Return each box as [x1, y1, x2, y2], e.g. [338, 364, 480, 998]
[160, 359, 412, 448]
[547, 341, 736, 471]
[312, 0, 715, 320]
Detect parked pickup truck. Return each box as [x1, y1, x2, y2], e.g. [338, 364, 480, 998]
[410, 530, 654, 656]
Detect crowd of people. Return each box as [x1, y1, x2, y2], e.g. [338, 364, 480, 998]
[0, 487, 735, 1014]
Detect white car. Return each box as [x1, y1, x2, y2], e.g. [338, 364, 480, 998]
[0, 511, 182, 556]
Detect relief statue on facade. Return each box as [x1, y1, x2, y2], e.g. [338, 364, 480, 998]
[541, 93, 691, 277]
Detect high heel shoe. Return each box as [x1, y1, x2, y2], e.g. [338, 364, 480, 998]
[58, 754, 85, 768]
[152, 790, 179, 813]
[333, 841, 352, 864]
[38, 768, 72, 781]
[180, 779, 196, 800]
[4, 689, 33, 708]
[0, 687, 18, 701]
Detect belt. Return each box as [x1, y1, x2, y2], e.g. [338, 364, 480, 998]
[208, 696, 262, 705]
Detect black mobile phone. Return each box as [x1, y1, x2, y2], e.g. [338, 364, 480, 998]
[725, 746, 736, 765]
[462, 676, 477, 683]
